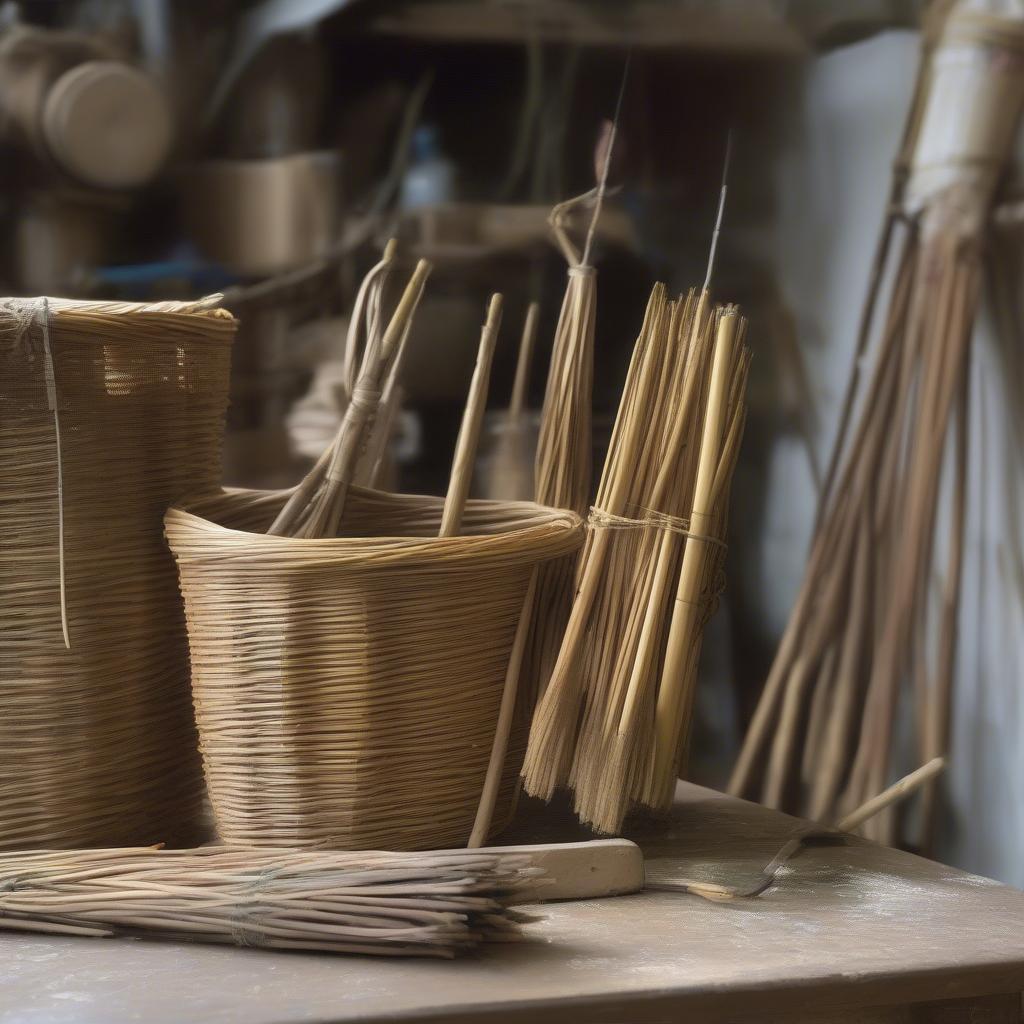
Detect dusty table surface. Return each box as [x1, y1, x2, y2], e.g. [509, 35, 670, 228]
[3, 782, 1024, 1024]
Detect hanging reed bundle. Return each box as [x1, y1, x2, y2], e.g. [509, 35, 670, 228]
[522, 284, 749, 834]
[0, 296, 234, 850]
[514, 124, 625, 760]
[0, 846, 538, 957]
[730, 1, 1024, 846]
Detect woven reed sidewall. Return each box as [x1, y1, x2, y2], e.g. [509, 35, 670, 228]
[0, 298, 235, 850]
[165, 487, 583, 850]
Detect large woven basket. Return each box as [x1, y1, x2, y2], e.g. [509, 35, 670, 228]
[165, 486, 582, 850]
[0, 296, 234, 849]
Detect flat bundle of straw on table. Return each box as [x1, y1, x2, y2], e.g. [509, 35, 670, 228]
[0, 296, 234, 850]
[730, 0, 1024, 846]
[0, 846, 539, 958]
[523, 284, 749, 834]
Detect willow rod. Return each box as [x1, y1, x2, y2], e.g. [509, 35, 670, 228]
[440, 293, 504, 538]
[652, 308, 740, 802]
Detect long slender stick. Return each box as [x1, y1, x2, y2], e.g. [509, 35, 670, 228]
[469, 569, 538, 847]
[652, 309, 740, 801]
[440, 294, 504, 538]
[651, 758, 949, 904]
[509, 301, 540, 418]
[836, 757, 946, 833]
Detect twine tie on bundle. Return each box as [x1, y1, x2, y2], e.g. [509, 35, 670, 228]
[588, 505, 728, 551]
[230, 898, 269, 948]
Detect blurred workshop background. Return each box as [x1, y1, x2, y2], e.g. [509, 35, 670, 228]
[3, 0, 1022, 886]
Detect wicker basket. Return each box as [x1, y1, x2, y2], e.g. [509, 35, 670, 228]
[0, 296, 234, 849]
[165, 486, 582, 850]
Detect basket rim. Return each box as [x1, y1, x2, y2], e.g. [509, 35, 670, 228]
[165, 485, 583, 568]
[0, 296, 237, 347]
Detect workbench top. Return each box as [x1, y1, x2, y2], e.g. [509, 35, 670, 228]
[4, 783, 1024, 1024]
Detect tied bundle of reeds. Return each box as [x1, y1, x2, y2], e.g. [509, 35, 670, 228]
[523, 284, 749, 833]
[269, 244, 429, 538]
[0, 846, 538, 958]
[730, 0, 1024, 845]
[519, 198, 600, 712]
[518, 115, 623, 723]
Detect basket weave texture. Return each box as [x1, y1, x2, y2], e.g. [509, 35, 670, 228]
[165, 487, 582, 850]
[0, 297, 234, 849]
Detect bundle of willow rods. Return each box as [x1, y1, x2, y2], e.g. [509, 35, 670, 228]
[518, 195, 600, 717]
[517, 116, 624, 729]
[730, 0, 1024, 846]
[268, 243, 429, 539]
[0, 846, 538, 958]
[523, 284, 749, 833]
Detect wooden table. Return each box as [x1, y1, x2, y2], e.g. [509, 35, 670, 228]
[4, 783, 1024, 1023]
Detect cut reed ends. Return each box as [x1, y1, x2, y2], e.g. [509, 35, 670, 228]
[0, 847, 540, 958]
[522, 284, 750, 834]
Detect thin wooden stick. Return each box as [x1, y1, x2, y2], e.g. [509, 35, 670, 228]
[652, 308, 740, 802]
[440, 294, 503, 538]
[510, 301, 540, 418]
[469, 568, 538, 847]
[836, 757, 946, 833]
[651, 759, 948, 904]
[482, 301, 541, 501]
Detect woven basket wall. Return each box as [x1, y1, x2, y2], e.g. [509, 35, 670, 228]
[165, 487, 582, 850]
[0, 297, 235, 849]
